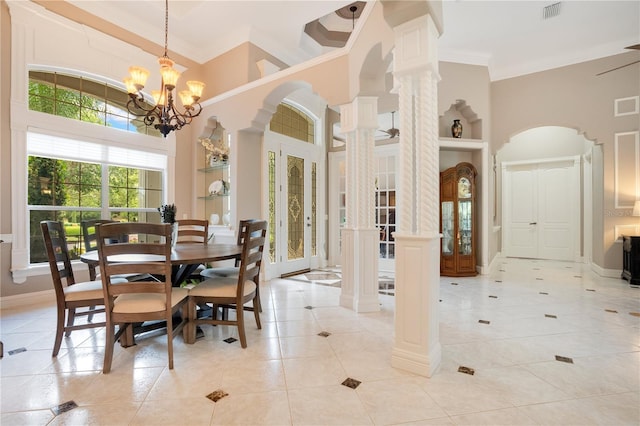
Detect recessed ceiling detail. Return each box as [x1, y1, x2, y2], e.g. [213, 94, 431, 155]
[304, 1, 366, 49]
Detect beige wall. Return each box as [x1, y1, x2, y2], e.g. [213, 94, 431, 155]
[491, 53, 640, 269]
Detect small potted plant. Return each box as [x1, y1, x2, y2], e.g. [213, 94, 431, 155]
[158, 204, 177, 223]
[158, 204, 178, 247]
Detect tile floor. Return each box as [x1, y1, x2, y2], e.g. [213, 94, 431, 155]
[1, 258, 639, 425]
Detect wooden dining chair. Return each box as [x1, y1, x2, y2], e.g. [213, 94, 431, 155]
[200, 219, 264, 311]
[96, 222, 189, 373]
[176, 219, 209, 245]
[82, 219, 153, 283]
[200, 219, 255, 277]
[41, 220, 106, 357]
[81, 219, 119, 281]
[187, 220, 267, 347]
[175, 219, 209, 282]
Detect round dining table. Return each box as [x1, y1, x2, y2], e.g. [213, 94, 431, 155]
[80, 243, 243, 347]
[80, 243, 242, 286]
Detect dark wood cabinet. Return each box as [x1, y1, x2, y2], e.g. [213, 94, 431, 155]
[440, 162, 477, 277]
[621, 235, 640, 286]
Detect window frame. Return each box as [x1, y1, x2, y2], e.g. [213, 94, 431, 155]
[11, 84, 177, 284]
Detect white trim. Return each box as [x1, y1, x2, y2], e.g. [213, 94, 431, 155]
[614, 131, 640, 209]
[590, 262, 623, 279]
[614, 225, 640, 241]
[0, 289, 55, 310]
[614, 96, 640, 117]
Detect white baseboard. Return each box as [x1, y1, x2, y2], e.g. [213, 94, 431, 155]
[0, 289, 55, 310]
[590, 262, 622, 279]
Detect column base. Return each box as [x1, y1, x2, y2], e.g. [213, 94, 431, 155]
[391, 343, 441, 378]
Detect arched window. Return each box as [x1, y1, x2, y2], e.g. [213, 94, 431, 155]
[28, 70, 161, 137]
[269, 103, 315, 143]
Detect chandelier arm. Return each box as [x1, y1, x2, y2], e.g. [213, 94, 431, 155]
[127, 96, 158, 115]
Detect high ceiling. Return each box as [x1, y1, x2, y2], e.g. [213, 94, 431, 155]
[67, 0, 639, 79]
[64, 0, 639, 135]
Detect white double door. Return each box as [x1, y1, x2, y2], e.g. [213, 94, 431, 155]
[502, 157, 580, 261]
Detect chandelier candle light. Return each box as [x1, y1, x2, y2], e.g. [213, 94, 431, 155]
[123, 0, 205, 137]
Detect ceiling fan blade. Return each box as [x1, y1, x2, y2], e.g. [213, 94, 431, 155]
[596, 60, 640, 76]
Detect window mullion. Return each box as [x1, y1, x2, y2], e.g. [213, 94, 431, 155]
[102, 163, 109, 219]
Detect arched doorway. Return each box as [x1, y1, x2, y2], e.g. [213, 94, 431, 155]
[498, 126, 597, 263]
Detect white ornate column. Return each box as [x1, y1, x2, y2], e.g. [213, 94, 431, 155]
[391, 15, 442, 377]
[339, 97, 380, 313]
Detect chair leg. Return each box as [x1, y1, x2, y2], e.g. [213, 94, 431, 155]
[65, 308, 76, 337]
[237, 305, 247, 348]
[167, 315, 174, 370]
[253, 296, 262, 330]
[186, 299, 196, 344]
[52, 307, 66, 357]
[256, 286, 263, 313]
[103, 322, 116, 374]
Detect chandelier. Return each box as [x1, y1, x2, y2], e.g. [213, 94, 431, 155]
[123, 0, 205, 137]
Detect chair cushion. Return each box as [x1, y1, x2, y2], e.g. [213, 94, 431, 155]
[113, 287, 189, 314]
[200, 266, 239, 279]
[64, 280, 104, 302]
[189, 277, 256, 298]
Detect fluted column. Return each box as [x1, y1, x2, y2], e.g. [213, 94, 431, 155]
[339, 97, 380, 313]
[391, 14, 442, 377]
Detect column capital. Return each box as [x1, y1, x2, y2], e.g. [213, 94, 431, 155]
[339, 96, 379, 133]
[392, 14, 439, 78]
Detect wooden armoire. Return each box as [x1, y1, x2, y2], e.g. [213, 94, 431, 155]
[440, 162, 477, 277]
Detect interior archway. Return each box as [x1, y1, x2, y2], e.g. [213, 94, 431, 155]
[496, 126, 599, 263]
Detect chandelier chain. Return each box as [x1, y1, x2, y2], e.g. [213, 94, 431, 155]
[164, 0, 169, 57]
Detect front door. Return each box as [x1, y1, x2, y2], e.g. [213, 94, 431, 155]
[265, 138, 322, 278]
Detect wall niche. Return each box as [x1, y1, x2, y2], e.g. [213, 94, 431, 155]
[439, 99, 483, 140]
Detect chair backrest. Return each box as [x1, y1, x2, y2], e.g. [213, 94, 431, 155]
[82, 219, 126, 253]
[176, 219, 209, 245]
[236, 220, 268, 294]
[41, 220, 77, 297]
[96, 222, 173, 303]
[234, 219, 259, 265]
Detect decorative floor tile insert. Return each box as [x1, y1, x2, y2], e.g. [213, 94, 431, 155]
[318, 331, 331, 337]
[478, 320, 490, 324]
[451, 282, 459, 286]
[536, 278, 544, 280]
[304, 305, 314, 310]
[545, 314, 557, 319]
[341, 378, 361, 389]
[52, 400, 78, 416]
[223, 337, 238, 344]
[605, 309, 618, 313]
[458, 366, 475, 375]
[586, 288, 596, 292]
[304, 272, 341, 281]
[574, 275, 582, 278]
[495, 280, 502, 283]
[555, 355, 574, 364]
[539, 292, 549, 295]
[206, 389, 229, 402]
[488, 295, 498, 298]
[8, 347, 26, 356]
